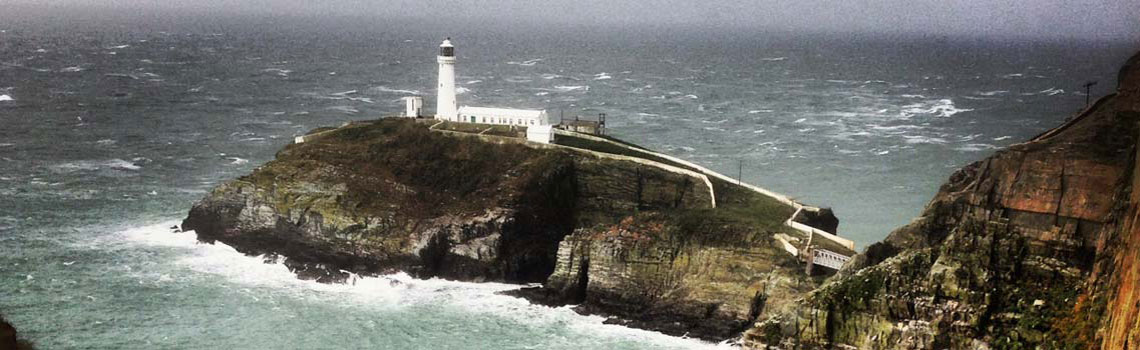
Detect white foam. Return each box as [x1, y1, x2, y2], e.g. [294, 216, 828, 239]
[0, 95, 12, 102]
[554, 85, 589, 92]
[956, 143, 999, 152]
[464, 80, 482, 84]
[227, 157, 249, 165]
[759, 57, 786, 61]
[262, 68, 291, 77]
[993, 136, 1013, 141]
[747, 110, 772, 114]
[119, 222, 727, 349]
[60, 66, 84, 73]
[901, 99, 972, 118]
[456, 87, 470, 94]
[506, 58, 543, 66]
[977, 90, 1008, 96]
[593, 73, 612, 80]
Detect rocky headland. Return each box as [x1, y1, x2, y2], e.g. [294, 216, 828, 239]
[183, 51, 1140, 348]
[182, 118, 842, 341]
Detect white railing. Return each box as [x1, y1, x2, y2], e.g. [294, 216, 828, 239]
[812, 248, 851, 270]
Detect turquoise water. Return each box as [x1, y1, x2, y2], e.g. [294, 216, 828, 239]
[0, 11, 1134, 348]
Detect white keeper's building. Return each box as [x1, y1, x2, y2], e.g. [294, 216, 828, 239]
[408, 38, 552, 129]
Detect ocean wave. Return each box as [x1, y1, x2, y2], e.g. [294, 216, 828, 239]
[506, 58, 543, 66]
[456, 87, 470, 94]
[747, 110, 773, 114]
[541, 74, 562, 80]
[992, 136, 1013, 141]
[901, 99, 972, 118]
[52, 159, 142, 172]
[120, 222, 728, 349]
[759, 57, 787, 61]
[956, 143, 999, 152]
[554, 85, 589, 92]
[593, 73, 612, 80]
[262, 68, 291, 77]
[60, 66, 84, 73]
[369, 86, 421, 95]
[505, 76, 533, 83]
[0, 95, 12, 102]
[227, 157, 249, 165]
[977, 90, 1008, 96]
[464, 80, 482, 84]
[902, 135, 949, 144]
[1022, 88, 1065, 96]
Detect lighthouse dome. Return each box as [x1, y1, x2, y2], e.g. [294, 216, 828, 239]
[439, 38, 455, 57]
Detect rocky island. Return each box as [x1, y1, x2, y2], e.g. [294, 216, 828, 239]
[183, 51, 1140, 348]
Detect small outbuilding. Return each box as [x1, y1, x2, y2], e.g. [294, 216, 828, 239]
[526, 125, 554, 144]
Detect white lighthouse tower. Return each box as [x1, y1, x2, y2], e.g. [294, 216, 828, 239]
[435, 38, 458, 121]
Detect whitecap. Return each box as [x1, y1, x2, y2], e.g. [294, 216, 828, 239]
[685, 94, 698, 99]
[977, 90, 1008, 96]
[899, 94, 926, 99]
[95, 139, 116, 145]
[541, 74, 562, 80]
[464, 80, 482, 84]
[109, 44, 130, 49]
[262, 68, 292, 77]
[902, 135, 949, 144]
[506, 58, 543, 66]
[593, 73, 612, 80]
[227, 157, 249, 165]
[794, 118, 807, 123]
[60, 66, 84, 73]
[554, 85, 589, 92]
[901, 99, 972, 118]
[956, 143, 999, 152]
[759, 57, 787, 61]
[504, 77, 533, 83]
[106, 159, 142, 171]
[748, 110, 773, 114]
[0, 143, 13, 147]
[455, 87, 470, 94]
[992, 136, 1012, 141]
[370, 86, 421, 95]
[534, 91, 550, 96]
[330, 90, 358, 96]
[0, 95, 12, 102]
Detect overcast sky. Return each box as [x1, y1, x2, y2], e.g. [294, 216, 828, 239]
[11, 0, 1140, 41]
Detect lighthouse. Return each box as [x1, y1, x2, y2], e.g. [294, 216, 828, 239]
[436, 38, 458, 121]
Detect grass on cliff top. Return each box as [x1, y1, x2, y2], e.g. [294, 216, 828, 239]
[251, 118, 559, 219]
[555, 132, 794, 232]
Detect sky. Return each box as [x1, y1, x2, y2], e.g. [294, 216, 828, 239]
[8, 0, 1140, 41]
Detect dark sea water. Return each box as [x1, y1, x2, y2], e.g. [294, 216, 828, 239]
[0, 10, 1135, 349]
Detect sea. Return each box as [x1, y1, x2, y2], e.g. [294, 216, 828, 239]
[0, 9, 1135, 349]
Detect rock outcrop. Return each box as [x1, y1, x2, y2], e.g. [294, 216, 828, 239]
[183, 120, 714, 283]
[183, 118, 827, 340]
[0, 316, 32, 350]
[743, 50, 1140, 349]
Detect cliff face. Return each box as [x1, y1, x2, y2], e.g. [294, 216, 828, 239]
[744, 51, 1140, 349]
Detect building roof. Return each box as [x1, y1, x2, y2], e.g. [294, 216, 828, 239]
[458, 106, 546, 119]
